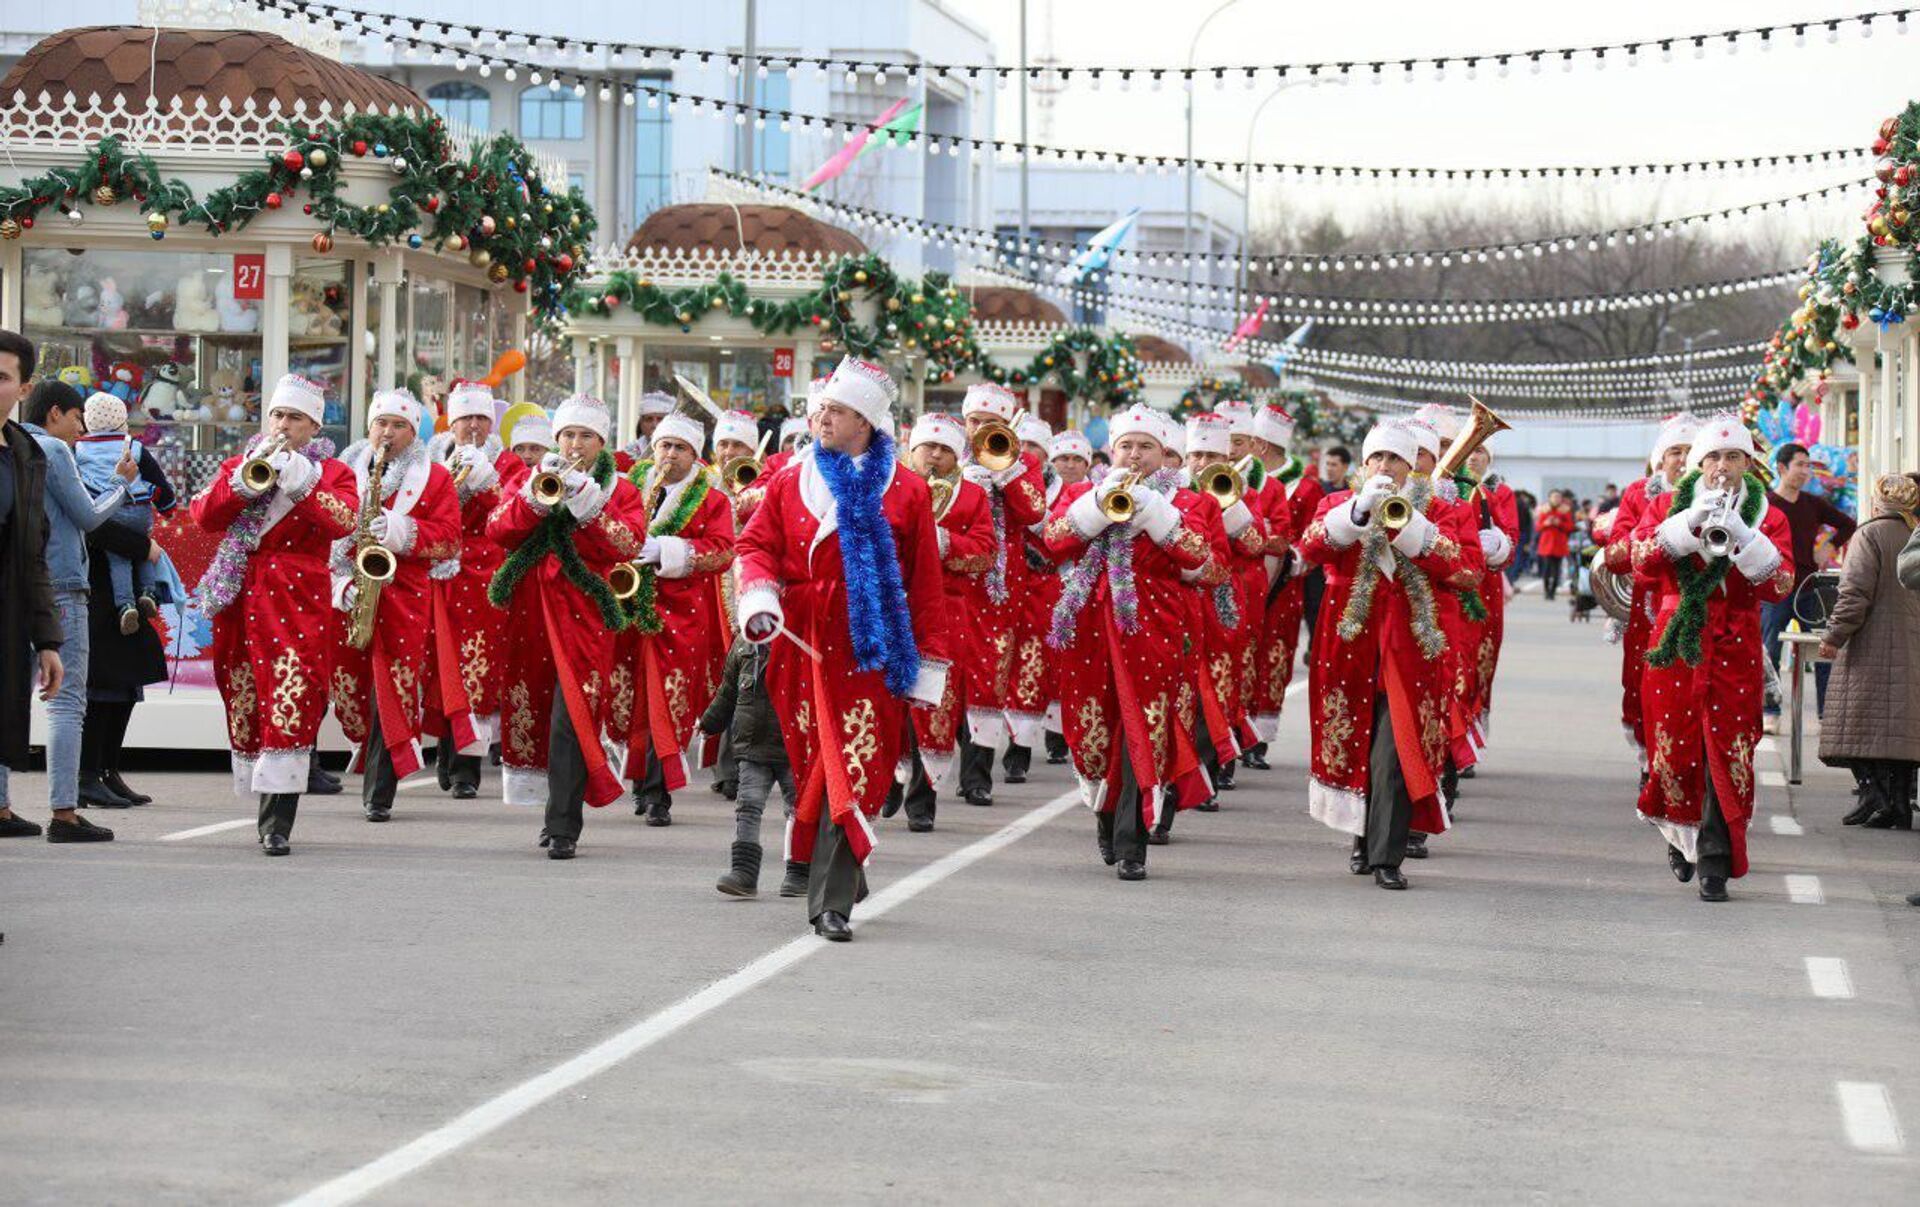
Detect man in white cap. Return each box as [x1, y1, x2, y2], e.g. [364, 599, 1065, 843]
[1184, 412, 1269, 798]
[1043, 404, 1220, 881]
[1049, 431, 1094, 487]
[883, 410, 994, 832]
[328, 387, 463, 827]
[423, 381, 517, 799]
[488, 393, 649, 861]
[955, 382, 1051, 807]
[1601, 413, 1697, 776]
[1002, 411, 1063, 785]
[1247, 403, 1311, 766]
[508, 410, 554, 471]
[735, 357, 953, 940]
[1299, 418, 1472, 890]
[610, 409, 736, 829]
[709, 407, 769, 524]
[191, 375, 360, 855]
[1462, 439, 1521, 756]
[619, 390, 678, 471]
[1629, 411, 1793, 903]
[1041, 429, 1096, 765]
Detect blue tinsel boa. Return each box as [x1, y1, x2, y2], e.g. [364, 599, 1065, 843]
[817, 430, 921, 698]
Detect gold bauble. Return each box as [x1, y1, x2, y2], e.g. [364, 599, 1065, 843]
[0, 218, 20, 240]
[488, 262, 511, 284]
[311, 231, 334, 253]
[145, 211, 168, 234]
[92, 184, 117, 207]
[469, 249, 492, 268]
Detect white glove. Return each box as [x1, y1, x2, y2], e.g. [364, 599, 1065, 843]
[1718, 505, 1755, 548]
[961, 464, 994, 488]
[1354, 474, 1395, 519]
[277, 452, 316, 499]
[1220, 498, 1254, 537]
[1390, 511, 1437, 557]
[368, 513, 390, 542]
[1684, 488, 1726, 531]
[989, 458, 1027, 488]
[459, 447, 498, 493]
[561, 468, 591, 494]
[1657, 510, 1703, 558]
[743, 611, 779, 643]
[1477, 528, 1509, 562]
[1131, 488, 1180, 543]
[638, 537, 663, 566]
[1066, 489, 1113, 539]
[267, 450, 292, 471]
[563, 478, 605, 521]
[335, 581, 358, 614]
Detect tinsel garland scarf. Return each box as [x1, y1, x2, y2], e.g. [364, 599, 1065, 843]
[1335, 478, 1446, 661]
[816, 431, 921, 698]
[487, 450, 627, 632]
[1046, 467, 1182, 650]
[1644, 470, 1767, 669]
[1273, 453, 1305, 485]
[196, 434, 336, 616]
[618, 461, 716, 635]
[0, 121, 595, 318]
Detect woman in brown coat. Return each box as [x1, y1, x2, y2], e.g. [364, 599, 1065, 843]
[1819, 473, 1920, 828]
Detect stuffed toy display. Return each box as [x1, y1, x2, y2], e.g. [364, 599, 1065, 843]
[23, 263, 61, 328]
[214, 273, 259, 333]
[173, 272, 219, 332]
[96, 278, 128, 330]
[140, 362, 192, 420]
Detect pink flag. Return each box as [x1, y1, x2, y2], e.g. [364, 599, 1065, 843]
[804, 97, 912, 192]
[1223, 299, 1269, 352]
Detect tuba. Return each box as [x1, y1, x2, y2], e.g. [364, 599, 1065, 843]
[240, 434, 290, 493]
[1590, 548, 1635, 623]
[346, 440, 397, 652]
[1434, 397, 1512, 482]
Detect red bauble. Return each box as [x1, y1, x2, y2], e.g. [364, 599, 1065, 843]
[302, 203, 314, 215]
[352, 140, 369, 156]
[523, 258, 536, 272]
[513, 279, 529, 293]
[283, 149, 305, 172]
[20, 216, 32, 230]
[424, 196, 440, 213]
[1874, 138, 1890, 156]
[556, 253, 574, 272]
[1882, 116, 1901, 140]
[264, 192, 283, 209]
[311, 231, 334, 253]
[1843, 312, 1861, 329]
[602, 295, 617, 309]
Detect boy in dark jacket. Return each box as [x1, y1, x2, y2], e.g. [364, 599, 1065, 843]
[700, 639, 801, 897]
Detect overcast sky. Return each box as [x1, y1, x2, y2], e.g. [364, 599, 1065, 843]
[948, 0, 1908, 242]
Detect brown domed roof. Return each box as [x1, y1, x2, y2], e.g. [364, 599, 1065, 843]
[965, 287, 1066, 325]
[1131, 334, 1191, 364]
[1235, 363, 1278, 389]
[628, 204, 866, 256]
[2, 27, 422, 112]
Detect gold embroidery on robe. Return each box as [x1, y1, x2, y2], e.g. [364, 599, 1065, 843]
[1419, 696, 1446, 766]
[268, 649, 309, 737]
[506, 681, 536, 762]
[1014, 637, 1044, 703]
[226, 660, 257, 747]
[330, 666, 365, 739]
[1319, 689, 1354, 774]
[389, 660, 420, 726]
[459, 631, 492, 706]
[608, 662, 634, 733]
[1652, 724, 1685, 811]
[1729, 731, 1754, 801]
[1144, 694, 1170, 763]
[315, 491, 356, 529]
[1077, 697, 1110, 779]
[841, 698, 878, 799]
[664, 668, 690, 727]
[1477, 634, 1497, 685]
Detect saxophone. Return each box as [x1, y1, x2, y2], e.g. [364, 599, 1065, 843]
[346, 439, 397, 652]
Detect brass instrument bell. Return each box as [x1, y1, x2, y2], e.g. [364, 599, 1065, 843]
[239, 434, 290, 492]
[1097, 471, 1142, 523]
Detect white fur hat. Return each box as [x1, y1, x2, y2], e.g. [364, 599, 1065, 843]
[962, 382, 1020, 421]
[652, 413, 705, 454]
[1049, 431, 1093, 462]
[910, 412, 967, 458]
[84, 391, 128, 434]
[803, 377, 830, 415]
[1215, 399, 1255, 437]
[1185, 413, 1233, 456]
[1403, 416, 1442, 459]
[1016, 414, 1052, 446]
[1156, 411, 1185, 455]
[1108, 404, 1169, 450]
[638, 391, 677, 417]
[818, 357, 898, 431]
[1685, 412, 1756, 470]
[266, 374, 326, 425]
[1409, 403, 1461, 441]
[511, 413, 554, 450]
[1362, 420, 1420, 468]
[553, 393, 613, 442]
[713, 409, 760, 449]
[368, 387, 424, 434]
[446, 382, 496, 424]
[1652, 412, 1701, 465]
[1252, 404, 1296, 449]
[780, 416, 809, 446]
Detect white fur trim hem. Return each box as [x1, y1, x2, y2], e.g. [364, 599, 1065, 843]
[737, 584, 783, 642]
[1732, 533, 1783, 583]
[502, 765, 547, 807]
[1643, 813, 1699, 864]
[251, 749, 309, 795]
[1251, 712, 1281, 744]
[966, 708, 1010, 750]
[1007, 711, 1046, 750]
[1075, 773, 1109, 812]
[1308, 776, 1367, 837]
[231, 751, 254, 800]
[910, 659, 950, 707]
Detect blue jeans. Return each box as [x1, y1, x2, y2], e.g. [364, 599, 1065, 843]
[0, 589, 90, 810]
[732, 759, 795, 846]
[1762, 598, 1828, 717]
[107, 501, 155, 610]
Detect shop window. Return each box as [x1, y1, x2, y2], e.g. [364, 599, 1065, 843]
[427, 81, 491, 131]
[521, 86, 585, 140]
[634, 74, 672, 219]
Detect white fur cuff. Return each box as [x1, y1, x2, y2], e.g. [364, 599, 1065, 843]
[1324, 499, 1365, 549]
[910, 658, 949, 706]
[1656, 512, 1701, 560]
[655, 534, 691, 579]
[1221, 498, 1254, 537]
[1732, 532, 1783, 583]
[1142, 497, 1181, 544]
[738, 583, 783, 642]
[1390, 511, 1437, 558]
[1478, 528, 1512, 568]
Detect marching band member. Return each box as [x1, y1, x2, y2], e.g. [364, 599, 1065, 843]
[763, 383, 821, 477]
[1463, 442, 1521, 751]
[508, 410, 555, 470]
[487, 395, 648, 860]
[1044, 405, 1218, 881]
[192, 375, 358, 855]
[612, 411, 736, 827]
[328, 388, 462, 825]
[712, 407, 771, 524]
[1246, 404, 1311, 764]
[616, 390, 677, 472]
[1044, 429, 1097, 762]
[1050, 431, 1094, 488]
[424, 382, 517, 799]
[1630, 414, 1792, 902]
[884, 412, 994, 831]
[1301, 420, 1471, 889]
[955, 382, 1050, 807]
[1604, 414, 1697, 779]
[734, 357, 953, 941]
[1002, 413, 1061, 785]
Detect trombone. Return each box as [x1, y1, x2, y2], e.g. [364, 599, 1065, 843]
[719, 429, 773, 494]
[239, 434, 291, 493]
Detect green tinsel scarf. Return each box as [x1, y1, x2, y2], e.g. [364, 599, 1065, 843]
[618, 462, 716, 635]
[1645, 470, 1767, 669]
[1275, 454, 1305, 485]
[488, 450, 628, 632]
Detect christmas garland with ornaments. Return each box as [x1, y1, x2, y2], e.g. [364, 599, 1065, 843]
[1175, 375, 1253, 418]
[1741, 238, 1855, 418]
[953, 326, 1144, 407]
[0, 113, 595, 319]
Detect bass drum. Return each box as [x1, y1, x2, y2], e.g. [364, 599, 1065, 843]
[1589, 548, 1634, 623]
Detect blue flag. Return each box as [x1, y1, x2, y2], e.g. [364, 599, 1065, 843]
[1055, 208, 1141, 284]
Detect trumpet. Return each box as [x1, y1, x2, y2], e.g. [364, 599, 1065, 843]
[1698, 479, 1739, 559]
[1195, 455, 1255, 510]
[445, 438, 478, 487]
[530, 454, 590, 508]
[240, 434, 290, 493]
[1348, 474, 1413, 531]
[970, 418, 1019, 474]
[607, 560, 642, 601]
[1097, 471, 1143, 523]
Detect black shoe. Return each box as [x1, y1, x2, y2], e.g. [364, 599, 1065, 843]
[1046, 751, 1069, 765]
[1096, 813, 1116, 866]
[1195, 799, 1220, 813]
[1405, 834, 1430, 860]
[1373, 866, 1407, 890]
[0, 814, 44, 838]
[881, 786, 903, 818]
[436, 745, 453, 792]
[964, 789, 992, 807]
[452, 782, 478, 800]
[489, 743, 502, 767]
[308, 768, 342, 796]
[77, 776, 134, 809]
[547, 836, 577, 860]
[102, 770, 152, 805]
[1843, 797, 1880, 825]
[263, 833, 290, 856]
[779, 860, 810, 897]
[47, 816, 114, 843]
[716, 842, 763, 897]
[1147, 828, 1170, 846]
[1864, 808, 1914, 831]
[814, 911, 852, 941]
[1349, 844, 1370, 875]
[1215, 770, 1236, 791]
[709, 778, 731, 796]
[645, 800, 672, 827]
[907, 817, 934, 833]
[1459, 765, 1477, 780]
[364, 807, 391, 823]
[1906, 891, 1920, 907]
[1668, 845, 1695, 883]
[1004, 770, 1027, 785]
[1698, 875, 1729, 902]
[1116, 860, 1147, 881]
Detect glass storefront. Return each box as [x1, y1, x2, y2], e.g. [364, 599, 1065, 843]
[644, 345, 794, 418]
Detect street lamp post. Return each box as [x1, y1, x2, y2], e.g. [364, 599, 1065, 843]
[1183, 0, 1243, 350]
[1236, 77, 1347, 332]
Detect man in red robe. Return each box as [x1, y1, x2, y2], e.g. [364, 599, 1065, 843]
[1042, 430, 1096, 765]
[327, 388, 462, 825]
[1043, 405, 1219, 881]
[488, 394, 648, 860]
[615, 390, 676, 473]
[1630, 414, 1793, 902]
[1301, 420, 1472, 889]
[192, 375, 359, 855]
[1001, 413, 1063, 786]
[611, 411, 736, 826]
[735, 357, 953, 941]
[1463, 443, 1521, 750]
[1247, 403, 1315, 770]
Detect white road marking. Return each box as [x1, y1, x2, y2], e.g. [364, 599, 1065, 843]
[1757, 736, 1777, 754]
[157, 818, 254, 842]
[1769, 816, 1805, 836]
[1759, 769, 1786, 788]
[281, 790, 1081, 1207]
[1805, 957, 1855, 1000]
[1836, 1081, 1905, 1154]
[1786, 874, 1825, 905]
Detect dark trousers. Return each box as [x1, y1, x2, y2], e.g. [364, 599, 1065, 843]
[1002, 742, 1031, 779]
[1762, 599, 1830, 716]
[883, 734, 938, 824]
[1302, 567, 1326, 646]
[542, 683, 590, 841]
[1540, 555, 1564, 600]
[1365, 695, 1413, 870]
[632, 745, 669, 807]
[959, 731, 994, 797]
[806, 803, 868, 923]
[79, 699, 135, 779]
[363, 710, 399, 810]
[258, 792, 299, 840]
[714, 727, 738, 791]
[1697, 775, 1732, 881]
[1045, 730, 1069, 761]
[435, 735, 481, 792]
[1111, 755, 1149, 864]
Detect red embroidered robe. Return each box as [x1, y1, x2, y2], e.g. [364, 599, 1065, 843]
[1470, 478, 1521, 733]
[1428, 487, 1488, 768]
[913, 477, 995, 783]
[421, 440, 519, 757]
[1183, 487, 1257, 766]
[193, 448, 358, 796]
[1004, 472, 1065, 746]
[957, 451, 1050, 745]
[1603, 477, 1656, 761]
[1256, 472, 1322, 740]
[1300, 488, 1470, 839]
[1630, 489, 1794, 878]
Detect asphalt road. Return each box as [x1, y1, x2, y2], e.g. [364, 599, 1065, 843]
[3, 596, 1917, 1205]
